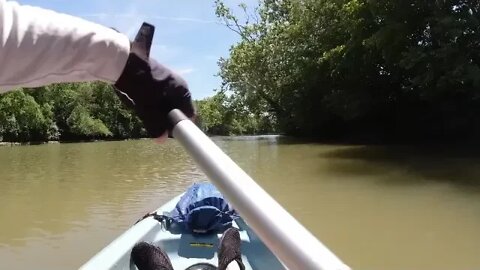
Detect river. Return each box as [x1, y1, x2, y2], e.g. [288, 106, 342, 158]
[0, 137, 479, 270]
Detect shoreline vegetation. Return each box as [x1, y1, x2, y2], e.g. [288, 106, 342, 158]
[0, 82, 277, 144]
[0, 135, 283, 147]
[0, 138, 141, 147]
[213, 0, 480, 143]
[1, 1, 478, 144]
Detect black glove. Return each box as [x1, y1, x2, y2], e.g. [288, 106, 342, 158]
[114, 22, 194, 138]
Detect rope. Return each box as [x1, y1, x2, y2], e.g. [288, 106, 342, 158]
[134, 211, 173, 230]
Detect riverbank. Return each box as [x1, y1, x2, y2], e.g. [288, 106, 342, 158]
[0, 138, 148, 147]
[3, 133, 480, 148]
[0, 134, 283, 147]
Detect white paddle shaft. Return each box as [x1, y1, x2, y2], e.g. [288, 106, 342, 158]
[170, 110, 350, 270]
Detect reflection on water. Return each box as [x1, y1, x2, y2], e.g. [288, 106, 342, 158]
[0, 138, 480, 269]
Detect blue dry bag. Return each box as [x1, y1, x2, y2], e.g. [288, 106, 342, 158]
[168, 182, 239, 234]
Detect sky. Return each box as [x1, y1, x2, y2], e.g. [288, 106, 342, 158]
[17, 0, 256, 99]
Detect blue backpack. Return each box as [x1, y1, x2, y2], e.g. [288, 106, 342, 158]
[166, 182, 239, 234]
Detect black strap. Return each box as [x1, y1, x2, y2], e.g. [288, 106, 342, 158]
[135, 211, 173, 229]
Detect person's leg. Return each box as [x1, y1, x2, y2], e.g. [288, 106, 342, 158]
[218, 228, 245, 270]
[131, 242, 174, 270]
[131, 228, 245, 270]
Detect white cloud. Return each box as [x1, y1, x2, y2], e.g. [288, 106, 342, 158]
[79, 3, 146, 38]
[81, 13, 217, 24]
[151, 44, 182, 63]
[174, 68, 195, 76]
[149, 16, 216, 24]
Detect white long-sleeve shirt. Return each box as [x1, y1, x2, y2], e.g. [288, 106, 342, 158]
[0, 0, 130, 92]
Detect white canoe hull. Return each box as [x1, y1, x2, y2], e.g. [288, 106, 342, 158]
[80, 194, 286, 270]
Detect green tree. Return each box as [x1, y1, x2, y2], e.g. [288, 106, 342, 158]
[1, 82, 147, 141]
[90, 82, 146, 138]
[216, 0, 480, 141]
[0, 90, 54, 142]
[67, 105, 112, 137]
[195, 91, 276, 135]
[196, 92, 232, 135]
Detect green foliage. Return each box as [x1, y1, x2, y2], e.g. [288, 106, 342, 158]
[0, 90, 55, 142]
[90, 82, 146, 138]
[195, 92, 276, 135]
[0, 80, 269, 142]
[0, 82, 146, 142]
[216, 0, 480, 141]
[67, 105, 112, 137]
[195, 92, 231, 135]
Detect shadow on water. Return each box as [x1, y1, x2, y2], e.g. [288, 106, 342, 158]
[321, 144, 480, 192]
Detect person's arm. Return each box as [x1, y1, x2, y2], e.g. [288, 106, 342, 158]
[0, 0, 130, 91]
[0, 0, 194, 138]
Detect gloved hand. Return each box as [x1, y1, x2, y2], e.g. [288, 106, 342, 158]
[114, 23, 194, 138]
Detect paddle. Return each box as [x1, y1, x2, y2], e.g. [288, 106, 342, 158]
[168, 109, 350, 270]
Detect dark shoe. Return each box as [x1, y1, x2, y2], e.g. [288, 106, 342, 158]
[131, 242, 174, 270]
[218, 228, 245, 270]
